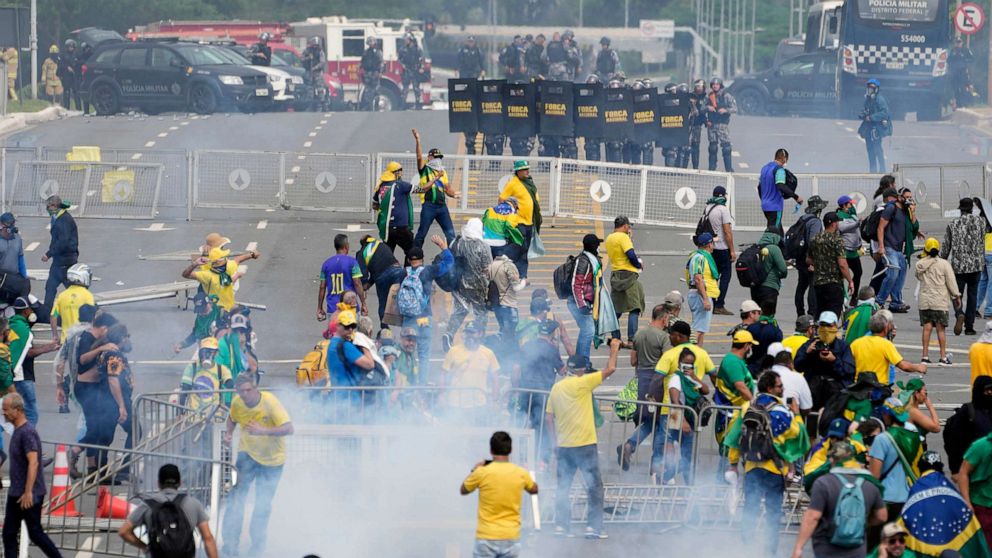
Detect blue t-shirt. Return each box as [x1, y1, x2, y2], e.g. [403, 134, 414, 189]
[388, 181, 413, 228]
[868, 431, 911, 504]
[9, 422, 46, 500]
[759, 161, 786, 212]
[326, 337, 365, 387]
[320, 254, 361, 311]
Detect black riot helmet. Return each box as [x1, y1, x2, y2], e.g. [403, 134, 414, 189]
[710, 76, 724, 87]
[693, 78, 706, 91]
[600, 36, 611, 47]
[64, 39, 77, 51]
[676, 83, 689, 94]
[586, 74, 600, 84]
[664, 82, 677, 94]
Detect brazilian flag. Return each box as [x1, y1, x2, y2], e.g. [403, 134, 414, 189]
[722, 394, 811, 466]
[901, 471, 992, 557]
[802, 436, 870, 493]
[482, 202, 524, 246]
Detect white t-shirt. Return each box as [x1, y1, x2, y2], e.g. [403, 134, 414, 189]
[706, 204, 733, 250]
[772, 364, 813, 411]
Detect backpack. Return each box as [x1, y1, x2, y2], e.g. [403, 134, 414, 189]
[783, 213, 816, 261]
[296, 340, 330, 387]
[738, 401, 782, 467]
[397, 267, 428, 317]
[859, 205, 885, 242]
[830, 473, 867, 548]
[613, 377, 638, 421]
[735, 244, 768, 288]
[486, 279, 501, 311]
[694, 205, 717, 239]
[553, 255, 577, 300]
[433, 238, 463, 293]
[143, 494, 195, 558]
[335, 338, 388, 387]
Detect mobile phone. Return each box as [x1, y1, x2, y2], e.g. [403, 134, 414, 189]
[787, 397, 795, 406]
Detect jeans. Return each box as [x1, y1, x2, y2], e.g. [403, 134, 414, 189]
[662, 429, 695, 484]
[473, 539, 521, 558]
[614, 309, 640, 340]
[373, 266, 405, 322]
[876, 250, 907, 308]
[14, 380, 38, 425]
[414, 202, 456, 248]
[522, 393, 551, 463]
[795, 266, 817, 317]
[385, 227, 414, 261]
[567, 298, 594, 369]
[978, 255, 992, 316]
[555, 445, 604, 531]
[43, 257, 75, 320]
[222, 452, 284, 553]
[516, 224, 533, 279]
[447, 290, 488, 338]
[866, 135, 886, 174]
[402, 316, 434, 382]
[3, 497, 62, 558]
[75, 381, 116, 464]
[956, 271, 981, 331]
[742, 468, 785, 556]
[625, 369, 664, 464]
[712, 249, 733, 309]
[869, 256, 886, 296]
[763, 210, 784, 237]
[494, 305, 519, 344]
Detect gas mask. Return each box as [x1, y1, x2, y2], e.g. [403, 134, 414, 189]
[199, 349, 216, 369]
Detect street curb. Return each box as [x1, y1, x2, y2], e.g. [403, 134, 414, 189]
[0, 106, 69, 136]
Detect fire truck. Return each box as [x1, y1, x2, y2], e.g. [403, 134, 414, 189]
[288, 16, 431, 110]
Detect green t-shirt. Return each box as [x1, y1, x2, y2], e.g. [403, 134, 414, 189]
[964, 435, 992, 508]
[716, 353, 754, 407]
[867, 546, 917, 558]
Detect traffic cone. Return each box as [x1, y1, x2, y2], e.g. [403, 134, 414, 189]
[96, 486, 134, 519]
[48, 444, 81, 517]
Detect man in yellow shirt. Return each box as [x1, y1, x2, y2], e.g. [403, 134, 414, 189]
[460, 431, 539, 557]
[546, 338, 620, 539]
[442, 321, 500, 411]
[604, 216, 644, 343]
[849, 309, 926, 385]
[685, 232, 721, 345]
[50, 263, 95, 343]
[498, 160, 542, 283]
[222, 375, 293, 557]
[182, 246, 259, 312]
[971, 322, 992, 385]
[781, 315, 814, 358]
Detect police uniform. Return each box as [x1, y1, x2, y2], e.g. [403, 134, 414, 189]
[683, 90, 705, 168]
[546, 39, 569, 81]
[457, 44, 484, 79]
[57, 48, 80, 111]
[705, 88, 737, 172]
[359, 45, 384, 110]
[525, 42, 548, 81]
[595, 47, 620, 83]
[399, 39, 423, 109]
[2, 47, 17, 101]
[250, 42, 272, 66]
[565, 42, 581, 81]
[499, 43, 525, 83]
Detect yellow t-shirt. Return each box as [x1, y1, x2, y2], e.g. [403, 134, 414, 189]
[462, 461, 535, 540]
[605, 231, 639, 273]
[499, 177, 538, 226]
[687, 251, 720, 299]
[51, 285, 95, 342]
[850, 335, 903, 385]
[192, 261, 239, 311]
[781, 334, 809, 359]
[654, 343, 715, 414]
[546, 372, 602, 447]
[985, 232, 992, 254]
[443, 344, 499, 408]
[230, 391, 291, 466]
[971, 342, 992, 385]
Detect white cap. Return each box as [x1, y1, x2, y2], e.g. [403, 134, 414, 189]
[740, 300, 761, 313]
[766, 342, 788, 358]
[818, 311, 839, 325]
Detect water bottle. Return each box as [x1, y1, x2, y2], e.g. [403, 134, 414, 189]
[792, 201, 802, 214]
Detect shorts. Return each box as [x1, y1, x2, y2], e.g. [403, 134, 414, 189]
[686, 290, 712, 333]
[473, 539, 521, 558]
[919, 309, 948, 327]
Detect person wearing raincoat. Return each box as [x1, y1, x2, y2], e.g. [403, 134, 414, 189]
[568, 234, 619, 370]
[442, 218, 493, 351]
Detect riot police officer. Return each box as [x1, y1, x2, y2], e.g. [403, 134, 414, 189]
[705, 77, 736, 172]
[77, 41, 94, 113]
[661, 82, 682, 167]
[582, 74, 603, 161]
[564, 30, 581, 81]
[525, 34, 548, 81]
[359, 37, 383, 111]
[622, 80, 646, 164]
[457, 36, 485, 79]
[57, 39, 80, 111]
[250, 32, 272, 66]
[675, 83, 695, 167]
[604, 78, 625, 163]
[685, 79, 706, 169]
[546, 32, 569, 81]
[302, 37, 326, 110]
[398, 33, 424, 110]
[595, 37, 620, 83]
[499, 35, 526, 83]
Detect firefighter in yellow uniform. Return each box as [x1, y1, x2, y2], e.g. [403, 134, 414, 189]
[42, 46, 62, 105]
[2, 47, 17, 101]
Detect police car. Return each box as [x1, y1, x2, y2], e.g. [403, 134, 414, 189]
[81, 42, 274, 115]
[726, 50, 837, 117]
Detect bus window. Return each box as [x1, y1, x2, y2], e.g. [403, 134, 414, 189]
[343, 29, 365, 57]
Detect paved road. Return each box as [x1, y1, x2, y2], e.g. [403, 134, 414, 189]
[0, 109, 985, 556]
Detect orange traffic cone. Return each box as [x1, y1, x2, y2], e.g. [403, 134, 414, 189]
[96, 486, 134, 519]
[48, 445, 82, 517]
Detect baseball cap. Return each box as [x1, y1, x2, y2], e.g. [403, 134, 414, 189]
[919, 450, 942, 470]
[740, 300, 760, 313]
[582, 234, 603, 251]
[663, 291, 683, 305]
[531, 288, 549, 300]
[882, 397, 910, 422]
[822, 211, 841, 226]
[694, 232, 714, 246]
[407, 247, 425, 261]
[566, 355, 587, 370]
[827, 440, 854, 462]
[712, 185, 727, 196]
[158, 464, 181, 486]
[400, 327, 418, 339]
[837, 195, 853, 206]
[427, 148, 443, 159]
[208, 246, 230, 262]
[881, 523, 908, 539]
[732, 330, 759, 345]
[766, 342, 787, 358]
[539, 320, 559, 335]
[670, 320, 692, 337]
[12, 295, 40, 310]
[818, 311, 839, 326]
[0, 212, 14, 226]
[826, 418, 850, 439]
[924, 237, 940, 253]
[337, 309, 358, 327]
[230, 313, 250, 330]
[795, 314, 814, 330]
[199, 337, 219, 350]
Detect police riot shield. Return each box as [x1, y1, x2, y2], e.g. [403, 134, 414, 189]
[447, 78, 478, 134]
[656, 92, 691, 148]
[503, 82, 538, 138]
[478, 80, 506, 136]
[573, 83, 604, 138]
[602, 87, 633, 141]
[631, 88, 658, 144]
[538, 81, 574, 136]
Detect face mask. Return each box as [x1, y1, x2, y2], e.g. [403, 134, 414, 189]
[46, 207, 57, 216]
[201, 358, 214, 369]
[818, 325, 839, 345]
[679, 363, 694, 374]
[27, 313, 36, 324]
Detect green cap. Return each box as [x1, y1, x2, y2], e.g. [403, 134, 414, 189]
[513, 160, 530, 172]
[897, 377, 925, 404]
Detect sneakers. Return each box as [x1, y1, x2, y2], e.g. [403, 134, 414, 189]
[441, 333, 453, 353]
[890, 304, 910, 314]
[617, 443, 634, 472]
[553, 526, 573, 538]
[584, 527, 609, 539]
[967, 328, 978, 335]
[921, 357, 931, 364]
[939, 356, 953, 366]
[713, 307, 734, 316]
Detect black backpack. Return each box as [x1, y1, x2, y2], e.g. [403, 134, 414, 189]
[735, 244, 768, 288]
[695, 205, 717, 239]
[144, 495, 195, 558]
[783, 213, 816, 261]
[432, 238, 463, 293]
[738, 401, 782, 467]
[859, 206, 885, 242]
[553, 255, 577, 300]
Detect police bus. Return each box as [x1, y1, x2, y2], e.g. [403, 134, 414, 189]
[823, 0, 951, 120]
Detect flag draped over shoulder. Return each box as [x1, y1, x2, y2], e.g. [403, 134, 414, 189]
[901, 471, 992, 558]
[802, 437, 870, 493]
[482, 202, 524, 246]
[722, 394, 811, 464]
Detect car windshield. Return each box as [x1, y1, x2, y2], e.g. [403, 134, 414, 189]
[174, 45, 234, 66]
[271, 52, 290, 66]
[274, 49, 302, 67]
[214, 48, 250, 65]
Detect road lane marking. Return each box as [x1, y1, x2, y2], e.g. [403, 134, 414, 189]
[291, 166, 301, 173]
[257, 220, 268, 230]
[133, 222, 175, 232]
[320, 119, 328, 124]
[131, 153, 143, 160]
[739, 162, 750, 169]
[157, 132, 168, 137]
[315, 126, 323, 130]
[285, 178, 295, 185]
[25, 242, 38, 252]
[844, 127, 855, 133]
[180, 121, 189, 126]
[169, 126, 179, 131]
[303, 141, 312, 148]
[308, 131, 317, 137]
[731, 151, 741, 157]
[144, 141, 155, 147]
[297, 155, 306, 160]
[246, 242, 258, 252]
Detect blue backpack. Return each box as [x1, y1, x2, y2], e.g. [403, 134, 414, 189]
[830, 473, 867, 548]
[397, 266, 428, 317]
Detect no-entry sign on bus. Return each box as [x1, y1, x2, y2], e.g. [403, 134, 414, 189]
[956, 3, 985, 36]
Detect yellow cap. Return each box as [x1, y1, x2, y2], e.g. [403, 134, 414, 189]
[208, 246, 230, 262]
[379, 161, 403, 183]
[199, 337, 219, 350]
[379, 170, 396, 182]
[924, 237, 940, 253]
[732, 330, 760, 345]
[337, 309, 358, 327]
[386, 161, 402, 173]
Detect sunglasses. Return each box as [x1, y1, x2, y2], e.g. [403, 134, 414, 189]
[342, 323, 358, 330]
[886, 536, 906, 544]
